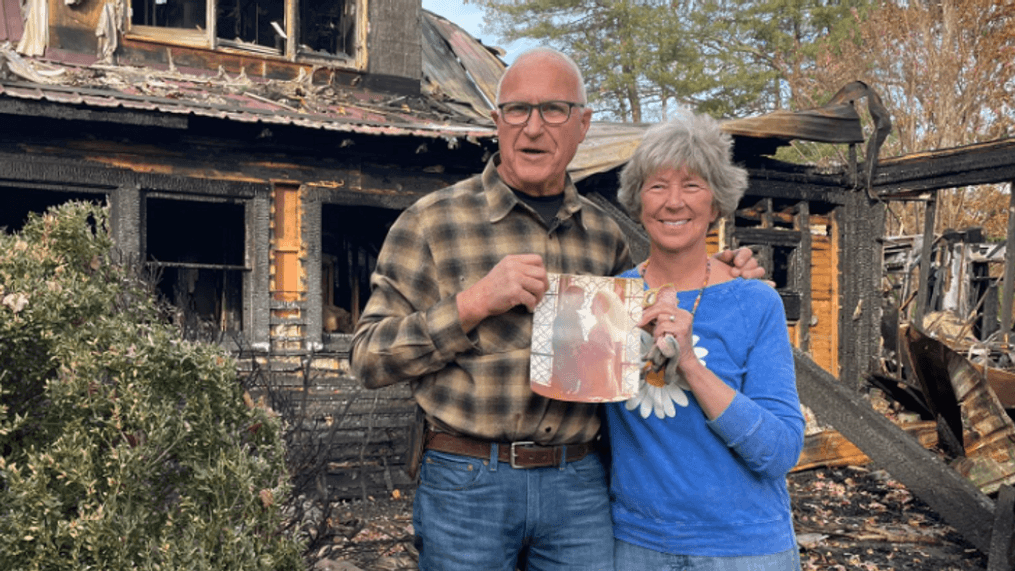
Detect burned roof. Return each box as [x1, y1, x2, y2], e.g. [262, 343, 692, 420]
[572, 82, 888, 182]
[1, 9, 884, 180]
[0, 11, 501, 144]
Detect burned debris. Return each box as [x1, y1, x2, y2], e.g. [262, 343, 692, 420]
[4, 0, 1015, 566]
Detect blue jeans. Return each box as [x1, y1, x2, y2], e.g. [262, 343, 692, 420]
[413, 446, 615, 571]
[614, 539, 801, 571]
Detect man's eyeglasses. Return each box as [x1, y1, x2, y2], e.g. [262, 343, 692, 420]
[496, 101, 585, 125]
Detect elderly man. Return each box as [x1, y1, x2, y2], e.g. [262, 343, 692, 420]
[351, 47, 759, 571]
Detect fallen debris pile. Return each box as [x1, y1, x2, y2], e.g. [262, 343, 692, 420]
[309, 465, 987, 571]
[791, 466, 985, 571]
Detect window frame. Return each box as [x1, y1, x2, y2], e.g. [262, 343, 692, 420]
[125, 0, 368, 70]
[141, 191, 253, 340]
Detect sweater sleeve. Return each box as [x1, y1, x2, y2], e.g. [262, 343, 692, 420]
[350, 206, 476, 389]
[705, 283, 805, 480]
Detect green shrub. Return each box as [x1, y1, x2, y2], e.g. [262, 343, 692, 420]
[0, 202, 305, 570]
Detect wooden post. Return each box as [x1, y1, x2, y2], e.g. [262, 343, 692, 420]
[1001, 182, 1015, 340]
[988, 484, 1015, 571]
[793, 201, 812, 352]
[916, 194, 937, 324]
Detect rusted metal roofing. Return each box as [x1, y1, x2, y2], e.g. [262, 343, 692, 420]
[421, 11, 502, 123]
[1, 10, 883, 178]
[571, 81, 889, 182]
[0, 11, 501, 143]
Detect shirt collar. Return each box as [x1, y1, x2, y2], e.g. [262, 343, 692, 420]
[483, 153, 586, 228]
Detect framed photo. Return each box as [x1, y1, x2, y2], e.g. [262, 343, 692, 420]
[530, 273, 644, 402]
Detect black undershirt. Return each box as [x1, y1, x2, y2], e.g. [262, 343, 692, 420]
[512, 188, 564, 227]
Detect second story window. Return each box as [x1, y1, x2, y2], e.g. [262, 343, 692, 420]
[299, 0, 356, 58]
[131, 0, 205, 30]
[129, 0, 364, 65]
[216, 0, 287, 53]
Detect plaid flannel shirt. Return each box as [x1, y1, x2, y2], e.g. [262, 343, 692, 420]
[351, 155, 632, 444]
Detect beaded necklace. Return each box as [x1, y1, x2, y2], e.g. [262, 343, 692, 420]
[639, 257, 711, 319]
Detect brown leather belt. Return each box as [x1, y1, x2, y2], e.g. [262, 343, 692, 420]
[424, 431, 595, 469]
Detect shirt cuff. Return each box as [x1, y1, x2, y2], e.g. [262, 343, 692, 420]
[426, 295, 478, 359]
[706, 392, 762, 447]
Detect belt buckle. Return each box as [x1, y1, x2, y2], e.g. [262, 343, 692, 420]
[509, 441, 536, 469]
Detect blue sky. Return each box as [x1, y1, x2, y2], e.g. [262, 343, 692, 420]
[421, 0, 535, 63]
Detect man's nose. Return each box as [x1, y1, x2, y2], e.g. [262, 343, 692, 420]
[522, 110, 546, 135]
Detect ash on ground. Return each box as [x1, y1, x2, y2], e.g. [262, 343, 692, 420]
[314, 465, 989, 571]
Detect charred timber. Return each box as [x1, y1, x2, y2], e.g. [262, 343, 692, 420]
[794, 349, 995, 554]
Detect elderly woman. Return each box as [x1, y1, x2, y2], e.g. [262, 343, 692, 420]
[604, 112, 805, 570]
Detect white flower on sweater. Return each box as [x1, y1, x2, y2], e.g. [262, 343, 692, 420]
[625, 330, 708, 419]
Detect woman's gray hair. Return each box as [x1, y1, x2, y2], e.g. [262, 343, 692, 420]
[617, 112, 748, 224]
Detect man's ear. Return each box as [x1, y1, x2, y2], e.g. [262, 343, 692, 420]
[578, 107, 593, 138]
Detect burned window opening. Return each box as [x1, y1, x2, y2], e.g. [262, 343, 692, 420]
[131, 0, 207, 30]
[321, 204, 400, 335]
[145, 196, 247, 339]
[731, 196, 822, 322]
[217, 0, 286, 53]
[1, 187, 105, 234]
[128, 0, 361, 61]
[299, 0, 356, 58]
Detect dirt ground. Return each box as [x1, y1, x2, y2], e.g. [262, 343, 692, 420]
[314, 465, 989, 571]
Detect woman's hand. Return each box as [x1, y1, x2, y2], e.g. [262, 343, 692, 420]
[638, 291, 696, 370]
[638, 288, 734, 419]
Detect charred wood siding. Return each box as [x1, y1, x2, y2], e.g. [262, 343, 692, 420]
[240, 341, 417, 501]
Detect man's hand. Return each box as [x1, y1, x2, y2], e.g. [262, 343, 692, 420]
[457, 254, 549, 333]
[712, 247, 767, 281]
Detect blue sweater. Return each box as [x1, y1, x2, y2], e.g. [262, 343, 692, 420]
[604, 273, 805, 556]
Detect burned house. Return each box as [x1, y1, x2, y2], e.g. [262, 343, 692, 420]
[1, 0, 905, 502]
[1, 0, 508, 500]
[9, 2, 1015, 560]
[2, 0, 504, 344]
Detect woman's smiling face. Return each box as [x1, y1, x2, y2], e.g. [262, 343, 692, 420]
[639, 166, 718, 255]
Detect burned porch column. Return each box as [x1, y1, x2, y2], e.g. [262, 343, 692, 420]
[1002, 181, 1015, 340]
[916, 193, 937, 324]
[839, 190, 886, 389]
[249, 189, 272, 350]
[793, 200, 812, 352]
[303, 188, 323, 350]
[109, 183, 141, 259]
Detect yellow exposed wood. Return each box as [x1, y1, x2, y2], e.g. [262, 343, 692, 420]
[272, 183, 303, 302]
[805, 213, 839, 375]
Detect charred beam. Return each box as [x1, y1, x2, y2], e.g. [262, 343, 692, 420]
[1002, 182, 1015, 339]
[585, 191, 650, 264]
[874, 139, 1015, 198]
[916, 196, 936, 323]
[743, 175, 849, 204]
[988, 484, 1015, 571]
[794, 349, 995, 553]
[733, 228, 802, 248]
[0, 95, 189, 129]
